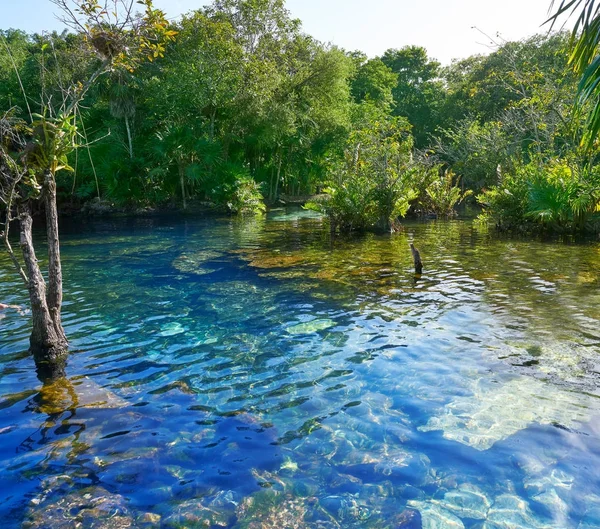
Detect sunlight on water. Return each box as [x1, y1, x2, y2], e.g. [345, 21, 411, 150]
[1, 212, 600, 528]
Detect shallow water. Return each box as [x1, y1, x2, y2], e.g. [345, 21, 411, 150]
[1, 211, 600, 528]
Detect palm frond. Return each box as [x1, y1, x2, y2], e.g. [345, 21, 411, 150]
[547, 0, 600, 148]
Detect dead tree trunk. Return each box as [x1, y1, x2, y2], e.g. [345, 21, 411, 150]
[19, 201, 67, 379]
[44, 170, 67, 347]
[410, 243, 423, 275]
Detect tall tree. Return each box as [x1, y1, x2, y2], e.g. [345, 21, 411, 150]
[0, 0, 175, 378]
[381, 46, 445, 147]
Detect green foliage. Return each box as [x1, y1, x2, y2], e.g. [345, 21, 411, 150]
[26, 113, 77, 174]
[225, 175, 267, 215]
[477, 169, 531, 229]
[2, 1, 599, 238]
[478, 158, 600, 232]
[306, 177, 377, 233]
[350, 56, 397, 110]
[381, 46, 445, 147]
[548, 0, 600, 148]
[307, 117, 418, 233]
[435, 119, 514, 190]
[423, 169, 473, 218]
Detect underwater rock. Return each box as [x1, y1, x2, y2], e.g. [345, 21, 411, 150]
[137, 512, 161, 527]
[407, 500, 465, 529]
[483, 493, 556, 529]
[234, 491, 308, 529]
[280, 457, 300, 474]
[172, 250, 224, 276]
[530, 488, 568, 527]
[286, 319, 336, 335]
[209, 489, 241, 509]
[23, 486, 135, 529]
[337, 451, 429, 488]
[420, 376, 591, 450]
[432, 482, 491, 520]
[320, 494, 371, 523]
[247, 252, 308, 269]
[163, 498, 232, 528]
[34, 376, 129, 415]
[523, 468, 574, 496]
[389, 508, 422, 528]
[159, 322, 186, 337]
[579, 505, 600, 528]
[170, 413, 282, 496]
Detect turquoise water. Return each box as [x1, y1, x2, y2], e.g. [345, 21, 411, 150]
[1, 211, 600, 528]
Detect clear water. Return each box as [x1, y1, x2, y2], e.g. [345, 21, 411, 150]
[2, 211, 600, 528]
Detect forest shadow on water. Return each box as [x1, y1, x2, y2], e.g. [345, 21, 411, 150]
[2, 210, 600, 528]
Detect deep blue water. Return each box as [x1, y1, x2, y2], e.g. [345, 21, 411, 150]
[1, 211, 600, 528]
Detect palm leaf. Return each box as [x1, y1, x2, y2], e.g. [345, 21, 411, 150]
[547, 0, 600, 148]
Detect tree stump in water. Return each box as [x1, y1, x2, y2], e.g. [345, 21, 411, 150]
[410, 243, 423, 275]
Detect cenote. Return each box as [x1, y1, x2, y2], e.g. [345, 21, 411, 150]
[2, 210, 600, 529]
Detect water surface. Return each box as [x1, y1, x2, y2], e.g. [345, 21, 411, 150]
[1, 212, 600, 528]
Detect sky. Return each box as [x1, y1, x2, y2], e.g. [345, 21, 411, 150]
[1, 0, 559, 65]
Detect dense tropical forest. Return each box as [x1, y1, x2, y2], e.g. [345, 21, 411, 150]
[2, 0, 599, 236]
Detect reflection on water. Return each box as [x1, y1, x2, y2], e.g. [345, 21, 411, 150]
[1, 212, 600, 528]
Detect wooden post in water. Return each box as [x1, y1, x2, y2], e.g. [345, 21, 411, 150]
[410, 243, 423, 275]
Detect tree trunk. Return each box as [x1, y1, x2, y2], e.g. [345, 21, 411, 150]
[209, 109, 216, 142]
[19, 201, 67, 379]
[410, 243, 423, 275]
[274, 154, 282, 200]
[44, 170, 67, 347]
[124, 115, 133, 159]
[178, 159, 187, 210]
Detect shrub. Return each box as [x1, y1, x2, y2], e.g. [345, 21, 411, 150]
[478, 159, 600, 232]
[421, 169, 472, 218]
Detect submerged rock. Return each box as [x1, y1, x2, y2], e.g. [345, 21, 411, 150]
[159, 322, 186, 337]
[163, 498, 232, 528]
[420, 376, 591, 450]
[579, 505, 600, 529]
[388, 508, 422, 528]
[286, 319, 336, 335]
[172, 250, 224, 276]
[433, 482, 491, 520]
[35, 376, 129, 415]
[137, 512, 161, 527]
[23, 486, 135, 529]
[234, 491, 308, 529]
[168, 413, 282, 496]
[320, 494, 371, 523]
[483, 493, 557, 529]
[407, 500, 465, 529]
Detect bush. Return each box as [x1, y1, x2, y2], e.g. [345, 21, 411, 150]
[226, 176, 266, 215]
[418, 167, 472, 218]
[477, 159, 600, 232]
[306, 117, 418, 233]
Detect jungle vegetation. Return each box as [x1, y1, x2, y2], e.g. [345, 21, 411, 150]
[0, 0, 599, 236]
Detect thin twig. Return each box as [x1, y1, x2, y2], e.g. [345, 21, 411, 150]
[1, 172, 29, 285]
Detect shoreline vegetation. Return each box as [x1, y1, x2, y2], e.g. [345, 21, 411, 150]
[2, 1, 600, 240]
